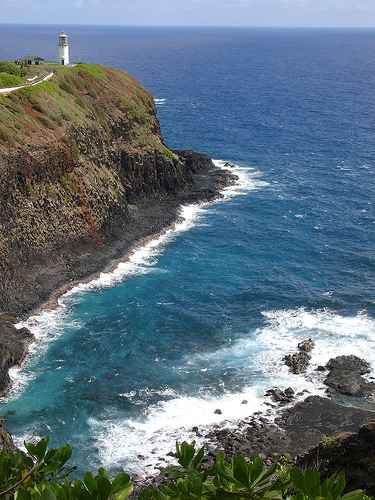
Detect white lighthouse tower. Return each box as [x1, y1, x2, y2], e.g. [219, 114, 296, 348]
[58, 31, 70, 66]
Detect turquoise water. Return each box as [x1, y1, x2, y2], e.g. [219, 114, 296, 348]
[0, 26, 374, 476]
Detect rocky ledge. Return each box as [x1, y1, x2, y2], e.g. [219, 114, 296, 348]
[0, 318, 34, 396]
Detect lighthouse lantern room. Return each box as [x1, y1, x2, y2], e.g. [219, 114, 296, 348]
[58, 31, 70, 66]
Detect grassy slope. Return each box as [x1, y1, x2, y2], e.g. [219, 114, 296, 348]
[0, 63, 172, 156]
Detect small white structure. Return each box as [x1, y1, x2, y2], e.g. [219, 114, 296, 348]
[58, 31, 70, 66]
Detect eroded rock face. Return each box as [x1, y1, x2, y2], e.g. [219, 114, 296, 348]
[0, 318, 34, 395]
[0, 413, 18, 454]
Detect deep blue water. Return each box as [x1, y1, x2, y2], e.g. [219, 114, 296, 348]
[0, 25, 375, 476]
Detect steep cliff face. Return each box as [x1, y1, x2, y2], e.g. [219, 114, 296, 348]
[0, 64, 231, 317]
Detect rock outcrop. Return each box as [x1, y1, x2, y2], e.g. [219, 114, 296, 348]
[324, 355, 375, 396]
[0, 318, 34, 395]
[296, 421, 375, 496]
[283, 338, 315, 374]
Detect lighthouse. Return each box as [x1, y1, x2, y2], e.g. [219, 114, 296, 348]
[58, 31, 70, 66]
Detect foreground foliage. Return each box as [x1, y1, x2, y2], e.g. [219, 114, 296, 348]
[0, 438, 366, 500]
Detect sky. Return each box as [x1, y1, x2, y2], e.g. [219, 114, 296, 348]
[1, 0, 375, 27]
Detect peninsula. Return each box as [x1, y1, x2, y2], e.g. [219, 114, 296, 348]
[0, 63, 234, 319]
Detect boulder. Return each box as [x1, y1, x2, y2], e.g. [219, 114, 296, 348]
[324, 355, 374, 396]
[298, 339, 315, 352]
[326, 355, 372, 375]
[283, 351, 311, 374]
[324, 369, 375, 397]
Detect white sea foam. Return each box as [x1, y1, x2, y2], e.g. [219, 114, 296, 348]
[90, 386, 266, 475]
[89, 307, 375, 475]
[154, 98, 166, 105]
[213, 160, 270, 199]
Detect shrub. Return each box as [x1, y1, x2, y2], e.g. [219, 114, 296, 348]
[0, 438, 366, 500]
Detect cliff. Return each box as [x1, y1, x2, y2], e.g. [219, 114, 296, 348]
[0, 63, 233, 318]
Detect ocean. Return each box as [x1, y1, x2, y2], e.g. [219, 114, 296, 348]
[0, 25, 374, 477]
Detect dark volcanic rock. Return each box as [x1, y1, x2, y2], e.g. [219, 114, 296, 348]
[265, 387, 295, 404]
[324, 369, 375, 396]
[0, 413, 18, 454]
[283, 339, 315, 374]
[296, 421, 375, 496]
[283, 351, 311, 374]
[326, 355, 372, 375]
[297, 339, 315, 352]
[324, 355, 374, 396]
[278, 396, 375, 453]
[0, 318, 34, 395]
[204, 396, 374, 466]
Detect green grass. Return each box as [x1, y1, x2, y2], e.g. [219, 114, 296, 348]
[0, 73, 26, 87]
[75, 63, 107, 80]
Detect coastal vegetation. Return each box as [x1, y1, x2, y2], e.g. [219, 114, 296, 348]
[0, 438, 367, 500]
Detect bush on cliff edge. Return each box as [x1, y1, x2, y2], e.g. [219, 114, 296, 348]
[0, 437, 367, 500]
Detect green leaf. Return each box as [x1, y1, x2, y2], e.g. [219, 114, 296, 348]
[40, 487, 57, 500]
[304, 469, 320, 490]
[114, 484, 134, 500]
[232, 455, 249, 487]
[290, 467, 308, 494]
[263, 490, 284, 499]
[294, 492, 306, 500]
[39, 462, 63, 475]
[15, 490, 32, 500]
[250, 455, 264, 485]
[35, 438, 50, 461]
[340, 490, 366, 500]
[109, 472, 131, 496]
[332, 473, 346, 499]
[138, 485, 166, 500]
[50, 483, 68, 500]
[98, 468, 110, 480]
[192, 446, 205, 470]
[178, 441, 196, 469]
[83, 471, 97, 495]
[25, 442, 38, 457]
[97, 475, 111, 500]
[193, 476, 203, 499]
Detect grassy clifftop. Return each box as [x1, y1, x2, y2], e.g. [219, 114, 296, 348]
[0, 63, 171, 157]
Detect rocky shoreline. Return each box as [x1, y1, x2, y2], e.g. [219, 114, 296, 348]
[0, 151, 237, 395]
[130, 352, 375, 497]
[0, 140, 374, 494]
